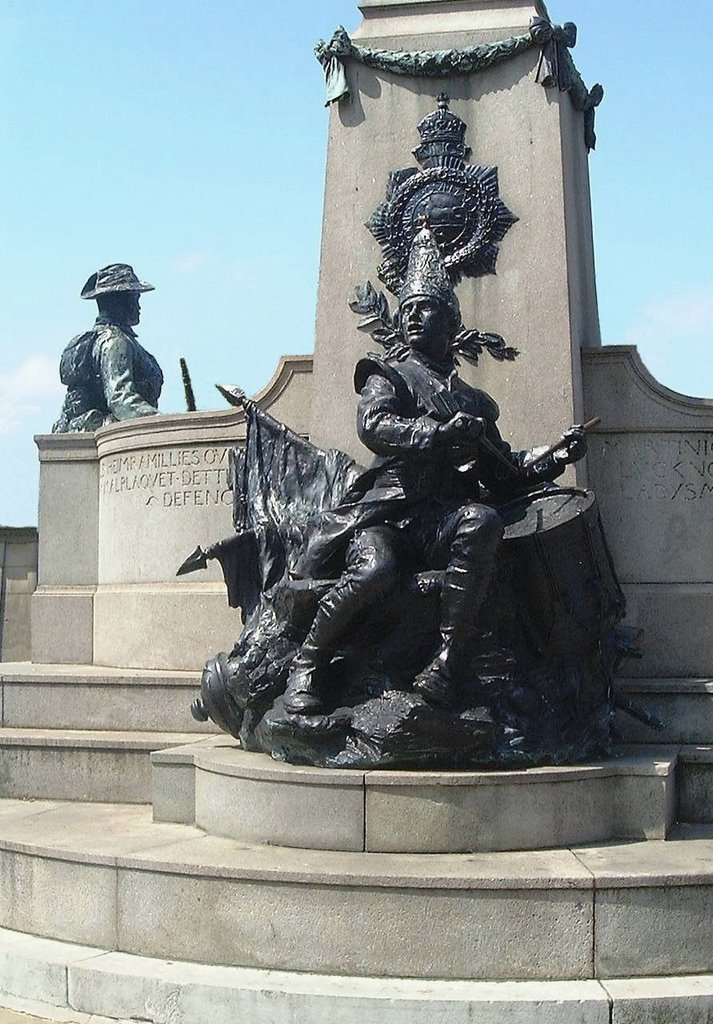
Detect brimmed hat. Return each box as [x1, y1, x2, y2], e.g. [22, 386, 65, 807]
[81, 264, 154, 300]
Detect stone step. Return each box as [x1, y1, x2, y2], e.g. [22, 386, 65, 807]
[0, 927, 712, 1024]
[0, 730, 209, 804]
[677, 746, 713, 824]
[0, 799, 711, 983]
[668, 822, 713, 841]
[152, 739, 677, 852]
[614, 677, 713, 744]
[0, 663, 216, 734]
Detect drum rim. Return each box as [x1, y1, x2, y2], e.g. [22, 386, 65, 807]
[499, 487, 595, 540]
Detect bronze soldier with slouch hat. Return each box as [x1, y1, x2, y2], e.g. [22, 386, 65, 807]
[53, 263, 163, 433]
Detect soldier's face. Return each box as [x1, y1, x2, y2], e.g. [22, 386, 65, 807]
[400, 297, 452, 360]
[125, 292, 141, 326]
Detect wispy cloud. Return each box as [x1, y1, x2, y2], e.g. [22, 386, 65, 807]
[623, 288, 713, 346]
[0, 354, 62, 436]
[621, 286, 713, 396]
[170, 250, 209, 274]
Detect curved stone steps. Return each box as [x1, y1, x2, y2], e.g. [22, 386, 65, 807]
[0, 663, 214, 734]
[0, 798, 711, 983]
[1, 925, 713, 1024]
[614, 678, 713, 745]
[0, 729, 210, 804]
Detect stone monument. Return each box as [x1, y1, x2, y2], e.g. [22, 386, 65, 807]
[1, 1, 711, 1021]
[310, 0, 602, 469]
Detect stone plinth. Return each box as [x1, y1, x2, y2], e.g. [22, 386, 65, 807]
[357, 0, 547, 36]
[152, 742, 675, 853]
[583, 346, 713, 683]
[32, 356, 313, 671]
[311, 0, 599, 471]
[32, 433, 98, 665]
[0, 527, 37, 663]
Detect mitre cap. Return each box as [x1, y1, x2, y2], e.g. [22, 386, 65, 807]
[398, 223, 460, 323]
[81, 264, 155, 299]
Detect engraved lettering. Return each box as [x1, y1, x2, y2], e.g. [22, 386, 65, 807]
[101, 446, 233, 509]
[592, 434, 713, 503]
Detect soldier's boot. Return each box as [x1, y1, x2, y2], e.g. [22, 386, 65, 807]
[282, 642, 328, 715]
[415, 510, 503, 707]
[283, 527, 399, 716]
[413, 566, 481, 705]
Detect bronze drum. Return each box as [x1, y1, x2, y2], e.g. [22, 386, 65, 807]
[498, 487, 624, 655]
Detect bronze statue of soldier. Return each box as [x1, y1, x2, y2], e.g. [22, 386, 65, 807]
[185, 97, 631, 768]
[52, 263, 163, 433]
[283, 226, 586, 714]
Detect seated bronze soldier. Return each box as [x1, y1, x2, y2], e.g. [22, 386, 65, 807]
[283, 226, 586, 714]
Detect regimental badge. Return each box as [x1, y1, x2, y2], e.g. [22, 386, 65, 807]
[367, 94, 517, 295]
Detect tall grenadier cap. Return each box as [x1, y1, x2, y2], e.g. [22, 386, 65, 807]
[80, 263, 155, 300]
[399, 223, 460, 324]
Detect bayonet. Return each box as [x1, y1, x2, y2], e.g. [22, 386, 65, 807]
[176, 545, 212, 576]
[216, 384, 250, 409]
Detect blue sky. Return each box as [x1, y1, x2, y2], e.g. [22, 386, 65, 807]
[1, 0, 712, 526]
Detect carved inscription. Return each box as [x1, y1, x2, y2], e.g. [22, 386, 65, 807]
[594, 435, 713, 501]
[100, 447, 232, 508]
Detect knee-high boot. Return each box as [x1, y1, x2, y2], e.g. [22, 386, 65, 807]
[415, 509, 503, 705]
[283, 528, 398, 715]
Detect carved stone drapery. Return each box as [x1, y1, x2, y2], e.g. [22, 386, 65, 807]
[315, 18, 603, 151]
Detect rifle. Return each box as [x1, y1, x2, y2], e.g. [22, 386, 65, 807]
[180, 357, 197, 412]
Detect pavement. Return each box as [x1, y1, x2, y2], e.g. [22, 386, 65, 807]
[0, 1014, 60, 1024]
[0, 1010, 116, 1024]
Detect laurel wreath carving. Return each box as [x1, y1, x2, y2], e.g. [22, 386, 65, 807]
[350, 282, 519, 366]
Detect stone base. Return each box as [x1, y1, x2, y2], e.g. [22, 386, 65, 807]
[0, 527, 37, 664]
[1, 929, 713, 1024]
[30, 588, 94, 665]
[0, 657, 709, 1020]
[677, 746, 713, 824]
[92, 583, 238, 671]
[152, 741, 676, 853]
[0, 799, 711, 982]
[614, 678, 713, 745]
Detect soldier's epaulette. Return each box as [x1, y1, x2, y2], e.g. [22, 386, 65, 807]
[471, 387, 500, 422]
[353, 354, 411, 406]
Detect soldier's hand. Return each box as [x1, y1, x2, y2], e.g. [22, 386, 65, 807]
[554, 424, 587, 464]
[436, 413, 485, 450]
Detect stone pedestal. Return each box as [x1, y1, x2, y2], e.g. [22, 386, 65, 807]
[32, 433, 98, 664]
[584, 346, 713, 679]
[32, 356, 313, 670]
[152, 742, 676, 853]
[311, 0, 600, 469]
[583, 346, 713, 749]
[0, 527, 37, 663]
